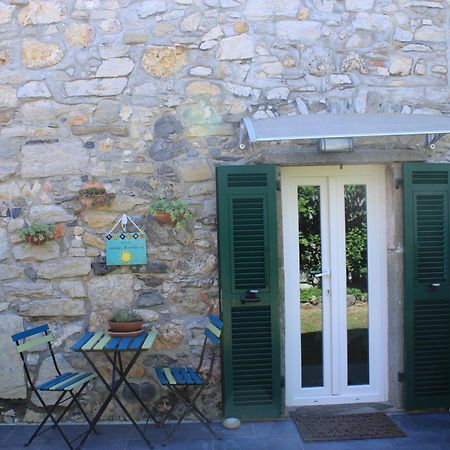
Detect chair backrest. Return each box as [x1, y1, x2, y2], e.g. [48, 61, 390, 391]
[197, 315, 223, 375]
[204, 314, 223, 346]
[11, 324, 61, 385]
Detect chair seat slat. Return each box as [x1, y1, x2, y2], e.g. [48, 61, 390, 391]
[141, 329, 157, 350]
[63, 373, 96, 391]
[155, 368, 169, 385]
[163, 368, 177, 385]
[204, 329, 220, 345]
[37, 372, 78, 390]
[12, 324, 49, 342]
[49, 373, 86, 391]
[71, 331, 95, 351]
[16, 334, 53, 353]
[187, 368, 203, 385]
[171, 368, 186, 384]
[49, 372, 95, 391]
[82, 332, 104, 351]
[129, 331, 148, 350]
[93, 335, 111, 351]
[179, 368, 195, 385]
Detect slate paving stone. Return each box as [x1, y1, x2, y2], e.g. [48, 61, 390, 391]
[2, 414, 450, 450]
[127, 437, 214, 450]
[214, 436, 305, 450]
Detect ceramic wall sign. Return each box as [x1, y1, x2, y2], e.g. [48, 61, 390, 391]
[105, 214, 147, 266]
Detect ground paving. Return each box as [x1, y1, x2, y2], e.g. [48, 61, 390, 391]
[1, 412, 450, 450]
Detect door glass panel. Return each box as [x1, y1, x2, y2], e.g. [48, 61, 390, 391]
[345, 184, 369, 386]
[298, 186, 323, 387]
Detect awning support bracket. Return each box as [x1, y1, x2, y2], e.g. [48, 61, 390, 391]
[426, 133, 444, 150]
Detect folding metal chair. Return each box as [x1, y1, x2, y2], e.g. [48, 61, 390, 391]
[154, 314, 223, 445]
[12, 323, 97, 450]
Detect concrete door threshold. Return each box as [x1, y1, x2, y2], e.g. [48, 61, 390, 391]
[286, 402, 402, 416]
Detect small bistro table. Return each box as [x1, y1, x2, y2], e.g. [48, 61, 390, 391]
[70, 329, 160, 449]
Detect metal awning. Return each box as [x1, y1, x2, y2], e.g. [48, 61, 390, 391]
[240, 113, 450, 150]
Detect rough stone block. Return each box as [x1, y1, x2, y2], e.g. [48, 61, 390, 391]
[19, 298, 85, 317]
[137, 289, 165, 307]
[64, 78, 128, 97]
[29, 205, 73, 223]
[138, 0, 167, 18]
[244, 0, 298, 18]
[218, 34, 255, 60]
[0, 86, 17, 108]
[0, 3, 14, 24]
[0, 228, 9, 260]
[37, 257, 91, 279]
[0, 314, 26, 399]
[58, 280, 86, 298]
[276, 21, 322, 43]
[88, 274, 135, 310]
[177, 159, 212, 182]
[17, 81, 52, 98]
[4, 280, 53, 298]
[22, 40, 63, 69]
[21, 142, 89, 177]
[12, 241, 60, 261]
[96, 58, 134, 78]
[18, 1, 65, 26]
[141, 46, 187, 78]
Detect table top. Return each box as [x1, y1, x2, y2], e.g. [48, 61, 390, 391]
[70, 329, 157, 352]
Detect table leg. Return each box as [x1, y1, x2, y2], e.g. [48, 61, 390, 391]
[104, 352, 160, 425]
[77, 351, 155, 450]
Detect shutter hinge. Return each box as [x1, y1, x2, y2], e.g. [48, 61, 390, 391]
[398, 372, 405, 382]
[395, 178, 403, 190]
[280, 375, 285, 388]
[276, 180, 281, 191]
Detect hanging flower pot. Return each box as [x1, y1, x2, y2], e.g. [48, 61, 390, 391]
[78, 179, 115, 208]
[154, 211, 175, 225]
[149, 199, 192, 229]
[17, 223, 56, 246]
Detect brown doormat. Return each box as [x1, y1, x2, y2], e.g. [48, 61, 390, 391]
[292, 412, 406, 442]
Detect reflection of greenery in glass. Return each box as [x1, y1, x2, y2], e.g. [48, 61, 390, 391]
[298, 185, 368, 289]
[298, 186, 321, 283]
[345, 185, 367, 290]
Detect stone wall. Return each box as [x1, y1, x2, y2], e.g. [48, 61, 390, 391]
[0, 0, 449, 422]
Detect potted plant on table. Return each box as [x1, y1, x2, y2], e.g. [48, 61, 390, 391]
[149, 199, 192, 229]
[108, 310, 144, 336]
[78, 179, 115, 209]
[17, 222, 56, 245]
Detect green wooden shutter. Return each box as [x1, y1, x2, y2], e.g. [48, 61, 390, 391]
[404, 163, 450, 409]
[216, 165, 281, 419]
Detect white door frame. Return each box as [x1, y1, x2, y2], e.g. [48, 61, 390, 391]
[281, 165, 388, 407]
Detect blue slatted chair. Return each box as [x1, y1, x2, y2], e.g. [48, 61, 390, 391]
[11, 324, 97, 450]
[154, 315, 224, 445]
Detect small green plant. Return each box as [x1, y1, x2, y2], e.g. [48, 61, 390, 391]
[17, 223, 55, 245]
[109, 310, 143, 323]
[149, 199, 192, 229]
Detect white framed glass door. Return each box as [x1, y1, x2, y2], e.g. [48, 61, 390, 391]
[281, 165, 387, 406]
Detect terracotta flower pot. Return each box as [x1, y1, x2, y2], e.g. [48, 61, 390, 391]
[24, 234, 53, 245]
[154, 211, 175, 225]
[108, 320, 144, 333]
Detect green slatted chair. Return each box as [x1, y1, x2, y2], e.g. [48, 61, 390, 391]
[12, 324, 97, 450]
[154, 315, 223, 445]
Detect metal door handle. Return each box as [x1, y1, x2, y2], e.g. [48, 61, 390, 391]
[240, 289, 261, 303]
[431, 283, 441, 287]
[314, 272, 330, 278]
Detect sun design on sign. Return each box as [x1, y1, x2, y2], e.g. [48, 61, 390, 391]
[120, 250, 132, 264]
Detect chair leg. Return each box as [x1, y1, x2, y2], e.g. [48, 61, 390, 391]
[69, 386, 98, 434]
[25, 391, 67, 446]
[27, 391, 77, 450]
[161, 386, 220, 446]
